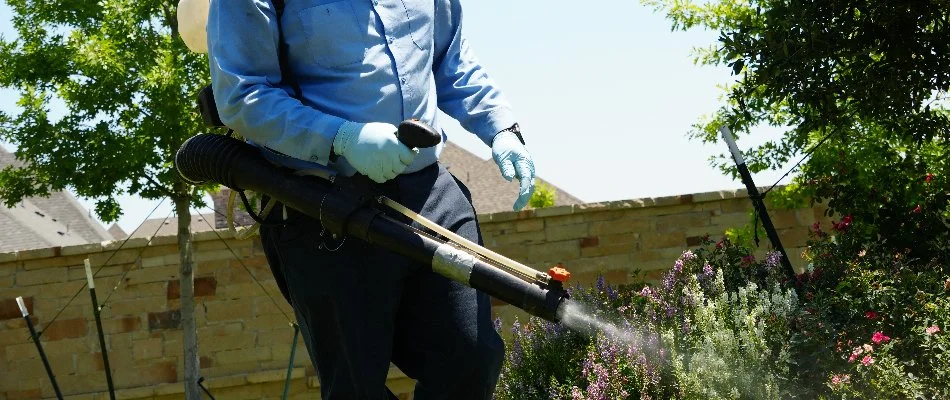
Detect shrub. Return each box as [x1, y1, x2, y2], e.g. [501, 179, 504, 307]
[788, 218, 950, 398]
[529, 182, 557, 209]
[496, 239, 802, 399]
[495, 223, 950, 399]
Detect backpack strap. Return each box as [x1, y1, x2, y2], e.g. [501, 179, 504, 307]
[272, 0, 303, 99]
[230, 0, 301, 230]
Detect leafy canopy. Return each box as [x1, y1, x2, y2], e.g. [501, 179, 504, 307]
[644, 0, 950, 258]
[0, 0, 212, 222]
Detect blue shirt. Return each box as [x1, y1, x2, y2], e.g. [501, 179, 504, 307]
[207, 0, 517, 176]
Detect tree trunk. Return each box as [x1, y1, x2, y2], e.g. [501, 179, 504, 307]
[173, 187, 201, 400]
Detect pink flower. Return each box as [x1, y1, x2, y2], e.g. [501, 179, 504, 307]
[848, 346, 865, 363]
[865, 311, 878, 320]
[925, 173, 934, 183]
[913, 205, 922, 213]
[832, 215, 853, 232]
[871, 331, 890, 344]
[926, 325, 941, 335]
[831, 374, 851, 386]
[861, 355, 874, 366]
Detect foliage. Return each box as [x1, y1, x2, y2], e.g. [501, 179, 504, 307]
[496, 225, 950, 399]
[496, 239, 802, 399]
[642, 0, 950, 260]
[529, 181, 557, 209]
[788, 219, 950, 399]
[0, 3, 213, 397]
[0, 0, 212, 220]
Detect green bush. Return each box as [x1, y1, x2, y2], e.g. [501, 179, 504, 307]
[788, 218, 950, 398]
[495, 226, 950, 399]
[529, 182, 557, 209]
[496, 239, 801, 399]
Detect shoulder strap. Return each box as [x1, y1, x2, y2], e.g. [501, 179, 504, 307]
[273, 0, 302, 99]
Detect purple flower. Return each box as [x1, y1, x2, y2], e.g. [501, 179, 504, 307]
[665, 304, 676, 317]
[571, 386, 584, 400]
[662, 272, 676, 291]
[596, 275, 606, 294]
[510, 320, 523, 366]
[765, 251, 782, 268]
[703, 263, 713, 275]
[605, 285, 618, 301]
[681, 249, 697, 261]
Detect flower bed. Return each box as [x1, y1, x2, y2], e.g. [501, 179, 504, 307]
[495, 223, 949, 399]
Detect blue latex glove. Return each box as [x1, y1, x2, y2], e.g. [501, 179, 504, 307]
[334, 121, 417, 183]
[492, 131, 536, 211]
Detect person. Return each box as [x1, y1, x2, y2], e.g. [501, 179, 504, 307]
[206, 0, 536, 398]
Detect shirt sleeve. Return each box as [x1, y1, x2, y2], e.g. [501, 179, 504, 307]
[207, 0, 346, 164]
[432, 0, 518, 147]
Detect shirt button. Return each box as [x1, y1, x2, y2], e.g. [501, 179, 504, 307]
[387, 36, 394, 44]
[400, 77, 407, 84]
[373, 0, 378, 4]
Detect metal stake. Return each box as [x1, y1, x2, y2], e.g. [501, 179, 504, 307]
[719, 126, 796, 279]
[282, 323, 300, 400]
[85, 259, 117, 400]
[17, 296, 64, 400]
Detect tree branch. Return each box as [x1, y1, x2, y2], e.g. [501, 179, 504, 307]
[160, 2, 179, 41]
[144, 173, 176, 198]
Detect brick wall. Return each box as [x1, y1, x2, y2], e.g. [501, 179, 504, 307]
[0, 188, 827, 399]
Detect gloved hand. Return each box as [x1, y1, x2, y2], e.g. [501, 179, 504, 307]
[334, 121, 417, 183]
[492, 130, 536, 211]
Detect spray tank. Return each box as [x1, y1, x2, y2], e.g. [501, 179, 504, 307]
[175, 123, 573, 322]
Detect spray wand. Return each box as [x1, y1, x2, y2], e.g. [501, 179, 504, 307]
[175, 121, 574, 323]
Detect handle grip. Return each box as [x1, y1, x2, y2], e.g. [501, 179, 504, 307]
[397, 119, 441, 149]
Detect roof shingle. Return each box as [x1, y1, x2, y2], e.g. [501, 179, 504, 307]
[0, 146, 114, 252]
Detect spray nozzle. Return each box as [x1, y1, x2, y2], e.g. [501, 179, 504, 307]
[548, 264, 571, 283]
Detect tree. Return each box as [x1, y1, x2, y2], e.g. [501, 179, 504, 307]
[529, 181, 557, 209]
[0, 1, 213, 397]
[643, 0, 950, 259]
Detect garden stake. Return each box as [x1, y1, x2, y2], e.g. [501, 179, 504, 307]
[84, 259, 117, 400]
[197, 377, 216, 400]
[719, 126, 796, 279]
[17, 296, 64, 400]
[282, 323, 300, 400]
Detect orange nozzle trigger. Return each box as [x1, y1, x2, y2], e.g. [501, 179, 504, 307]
[548, 264, 570, 283]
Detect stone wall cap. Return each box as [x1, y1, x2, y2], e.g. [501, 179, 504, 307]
[0, 186, 779, 262]
[477, 186, 762, 220]
[0, 226, 239, 263]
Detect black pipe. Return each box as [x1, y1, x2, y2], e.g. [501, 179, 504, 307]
[719, 127, 796, 279]
[17, 296, 64, 400]
[175, 133, 569, 322]
[84, 260, 116, 400]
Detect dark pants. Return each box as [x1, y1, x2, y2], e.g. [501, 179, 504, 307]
[259, 163, 505, 399]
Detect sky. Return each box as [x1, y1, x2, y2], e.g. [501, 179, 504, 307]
[0, 0, 794, 233]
